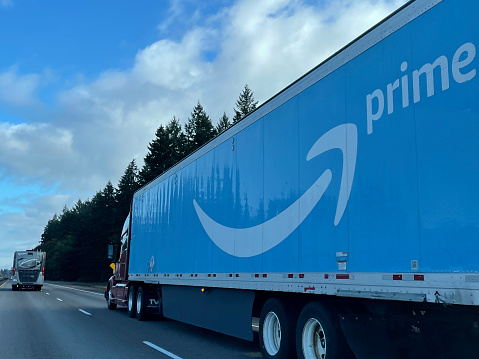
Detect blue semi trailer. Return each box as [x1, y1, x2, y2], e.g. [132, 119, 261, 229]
[106, 0, 479, 357]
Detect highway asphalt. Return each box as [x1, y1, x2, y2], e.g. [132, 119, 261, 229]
[0, 280, 261, 358]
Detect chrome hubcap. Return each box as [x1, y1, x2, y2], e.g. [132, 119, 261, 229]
[136, 291, 142, 314]
[302, 318, 326, 359]
[263, 312, 281, 355]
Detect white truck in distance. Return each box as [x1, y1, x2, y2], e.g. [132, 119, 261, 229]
[11, 250, 46, 291]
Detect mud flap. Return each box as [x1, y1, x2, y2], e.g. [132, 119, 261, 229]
[143, 286, 161, 314]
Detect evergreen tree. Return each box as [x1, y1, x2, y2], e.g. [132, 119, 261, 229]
[140, 125, 170, 185]
[82, 182, 118, 281]
[139, 117, 189, 186]
[39, 203, 86, 281]
[165, 116, 187, 167]
[216, 112, 231, 134]
[185, 101, 215, 155]
[38, 180, 123, 282]
[233, 84, 258, 123]
[115, 159, 140, 259]
[117, 160, 139, 211]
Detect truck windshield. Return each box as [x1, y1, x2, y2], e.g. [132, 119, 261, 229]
[16, 253, 42, 270]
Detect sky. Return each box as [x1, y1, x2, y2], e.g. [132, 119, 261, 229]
[0, 0, 407, 268]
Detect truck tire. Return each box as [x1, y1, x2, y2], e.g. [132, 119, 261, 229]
[296, 301, 352, 359]
[136, 286, 147, 321]
[127, 286, 136, 318]
[11, 285, 17, 291]
[259, 298, 297, 359]
[107, 287, 117, 310]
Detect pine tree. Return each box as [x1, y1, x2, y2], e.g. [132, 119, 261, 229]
[185, 101, 215, 155]
[140, 125, 170, 185]
[117, 159, 140, 217]
[233, 84, 259, 123]
[118, 160, 139, 198]
[216, 112, 231, 134]
[165, 116, 187, 167]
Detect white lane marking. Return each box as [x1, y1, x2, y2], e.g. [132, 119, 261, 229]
[57, 298, 63, 302]
[78, 309, 92, 316]
[46, 293, 50, 295]
[45, 283, 104, 296]
[143, 341, 183, 359]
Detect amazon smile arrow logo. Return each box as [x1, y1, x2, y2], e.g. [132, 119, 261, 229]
[193, 123, 358, 258]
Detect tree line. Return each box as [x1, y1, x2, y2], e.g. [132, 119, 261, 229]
[36, 85, 258, 282]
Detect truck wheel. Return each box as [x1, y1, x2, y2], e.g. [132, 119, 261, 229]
[107, 287, 117, 310]
[127, 286, 136, 318]
[11, 285, 17, 291]
[136, 286, 147, 321]
[259, 298, 297, 359]
[296, 301, 352, 359]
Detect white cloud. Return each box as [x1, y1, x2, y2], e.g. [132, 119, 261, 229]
[134, 28, 214, 90]
[0, 122, 74, 180]
[0, 193, 71, 268]
[158, 0, 185, 33]
[211, 0, 408, 107]
[0, 66, 40, 106]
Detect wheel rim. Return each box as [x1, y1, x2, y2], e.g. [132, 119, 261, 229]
[108, 289, 112, 304]
[136, 290, 142, 314]
[128, 290, 133, 311]
[302, 318, 326, 359]
[263, 311, 281, 355]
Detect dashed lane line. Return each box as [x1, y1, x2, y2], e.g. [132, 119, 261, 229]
[143, 341, 183, 359]
[45, 291, 92, 317]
